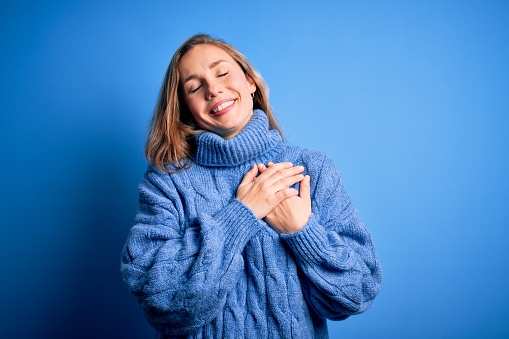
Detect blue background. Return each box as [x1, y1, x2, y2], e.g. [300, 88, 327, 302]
[1, 1, 508, 338]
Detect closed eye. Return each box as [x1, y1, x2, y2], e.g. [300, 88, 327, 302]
[218, 71, 229, 77]
[190, 85, 202, 93]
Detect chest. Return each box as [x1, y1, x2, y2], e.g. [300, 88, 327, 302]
[171, 166, 246, 219]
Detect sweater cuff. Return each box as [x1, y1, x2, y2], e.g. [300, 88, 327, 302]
[212, 199, 264, 253]
[280, 214, 329, 266]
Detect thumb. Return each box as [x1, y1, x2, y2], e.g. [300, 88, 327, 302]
[240, 164, 259, 185]
[300, 175, 311, 204]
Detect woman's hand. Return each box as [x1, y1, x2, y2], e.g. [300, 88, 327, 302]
[236, 162, 305, 219]
[259, 162, 311, 234]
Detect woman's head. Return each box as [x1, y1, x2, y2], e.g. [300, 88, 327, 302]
[179, 43, 256, 139]
[146, 34, 281, 172]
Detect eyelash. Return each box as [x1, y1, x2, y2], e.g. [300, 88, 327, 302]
[189, 72, 229, 94]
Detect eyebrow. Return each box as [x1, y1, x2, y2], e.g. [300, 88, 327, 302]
[183, 60, 228, 84]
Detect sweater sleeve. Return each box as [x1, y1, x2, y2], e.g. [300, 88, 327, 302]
[280, 154, 382, 320]
[120, 166, 263, 335]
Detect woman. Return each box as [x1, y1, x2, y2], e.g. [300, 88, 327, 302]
[121, 34, 382, 338]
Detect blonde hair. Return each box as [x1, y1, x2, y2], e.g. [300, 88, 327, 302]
[146, 34, 282, 172]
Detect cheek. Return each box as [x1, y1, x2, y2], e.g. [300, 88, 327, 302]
[185, 99, 209, 127]
[233, 76, 249, 91]
[184, 97, 201, 116]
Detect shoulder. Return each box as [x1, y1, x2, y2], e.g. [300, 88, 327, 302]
[142, 162, 195, 183]
[281, 144, 337, 174]
[142, 164, 170, 184]
[139, 164, 178, 199]
[140, 162, 210, 198]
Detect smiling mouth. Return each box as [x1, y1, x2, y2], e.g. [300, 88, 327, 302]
[210, 100, 235, 115]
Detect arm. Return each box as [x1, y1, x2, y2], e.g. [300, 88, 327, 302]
[273, 155, 382, 320]
[120, 167, 263, 335]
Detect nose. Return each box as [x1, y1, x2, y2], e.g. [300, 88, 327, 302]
[205, 80, 222, 100]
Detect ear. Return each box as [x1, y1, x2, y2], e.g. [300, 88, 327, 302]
[246, 75, 256, 94]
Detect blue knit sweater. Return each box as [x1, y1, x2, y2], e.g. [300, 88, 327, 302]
[121, 110, 382, 338]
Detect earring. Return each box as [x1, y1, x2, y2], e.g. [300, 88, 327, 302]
[251, 92, 255, 98]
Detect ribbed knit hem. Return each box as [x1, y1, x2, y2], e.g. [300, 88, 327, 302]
[280, 214, 329, 266]
[213, 199, 264, 254]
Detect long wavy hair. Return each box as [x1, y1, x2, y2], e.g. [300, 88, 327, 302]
[145, 34, 282, 172]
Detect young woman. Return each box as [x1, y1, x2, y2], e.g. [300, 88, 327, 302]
[121, 34, 382, 338]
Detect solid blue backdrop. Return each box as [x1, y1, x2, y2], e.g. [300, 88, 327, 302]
[1, 1, 508, 338]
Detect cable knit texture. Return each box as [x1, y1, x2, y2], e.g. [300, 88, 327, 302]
[121, 110, 382, 338]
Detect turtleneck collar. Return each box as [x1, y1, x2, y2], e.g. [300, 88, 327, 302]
[192, 109, 283, 166]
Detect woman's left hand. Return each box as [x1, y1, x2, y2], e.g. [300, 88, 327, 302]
[258, 163, 312, 233]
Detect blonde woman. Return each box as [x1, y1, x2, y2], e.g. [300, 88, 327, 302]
[121, 34, 382, 338]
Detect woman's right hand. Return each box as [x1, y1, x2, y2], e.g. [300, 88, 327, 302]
[236, 162, 305, 219]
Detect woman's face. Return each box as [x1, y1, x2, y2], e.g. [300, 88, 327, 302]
[178, 44, 256, 139]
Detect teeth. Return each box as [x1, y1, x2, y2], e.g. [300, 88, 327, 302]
[212, 100, 234, 113]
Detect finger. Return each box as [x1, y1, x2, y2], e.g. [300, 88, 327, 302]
[270, 173, 305, 193]
[300, 175, 311, 203]
[263, 165, 305, 188]
[258, 162, 275, 174]
[240, 164, 259, 185]
[256, 162, 294, 180]
[273, 187, 299, 202]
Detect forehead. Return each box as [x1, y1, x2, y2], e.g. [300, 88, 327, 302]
[178, 44, 237, 77]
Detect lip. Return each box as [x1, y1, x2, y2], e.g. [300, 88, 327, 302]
[209, 99, 236, 117]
